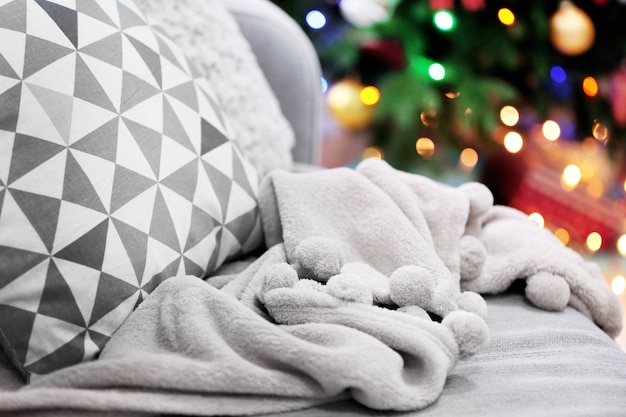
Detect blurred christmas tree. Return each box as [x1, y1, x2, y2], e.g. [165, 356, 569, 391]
[273, 0, 626, 168]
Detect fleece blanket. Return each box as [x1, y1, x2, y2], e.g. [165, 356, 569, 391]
[0, 159, 621, 416]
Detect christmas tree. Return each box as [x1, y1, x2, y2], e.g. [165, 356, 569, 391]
[271, 0, 626, 296]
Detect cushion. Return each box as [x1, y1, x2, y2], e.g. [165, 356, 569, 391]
[0, 0, 262, 379]
[134, 0, 296, 177]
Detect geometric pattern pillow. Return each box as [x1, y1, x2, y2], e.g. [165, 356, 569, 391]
[0, 0, 262, 380]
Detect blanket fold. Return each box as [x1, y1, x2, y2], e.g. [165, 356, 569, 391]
[0, 159, 621, 416]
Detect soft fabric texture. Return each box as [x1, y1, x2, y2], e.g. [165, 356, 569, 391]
[0, 159, 621, 416]
[135, 0, 296, 176]
[0, 0, 262, 379]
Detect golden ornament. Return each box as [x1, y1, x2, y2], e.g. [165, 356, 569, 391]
[326, 79, 376, 130]
[550, 1, 595, 56]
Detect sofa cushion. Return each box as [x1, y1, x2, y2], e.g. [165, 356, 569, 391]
[0, 0, 262, 379]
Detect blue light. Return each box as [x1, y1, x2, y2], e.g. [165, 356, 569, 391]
[321, 77, 328, 93]
[550, 66, 567, 84]
[306, 10, 326, 30]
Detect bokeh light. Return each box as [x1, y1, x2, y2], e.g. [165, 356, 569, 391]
[586, 231, 602, 252]
[503, 131, 523, 153]
[420, 110, 439, 127]
[498, 8, 516, 26]
[582, 76, 598, 97]
[528, 212, 545, 228]
[428, 63, 446, 81]
[542, 120, 561, 141]
[617, 234, 626, 256]
[554, 228, 570, 245]
[500, 105, 519, 126]
[416, 137, 435, 159]
[305, 10, 326, 29]
[562, 164, 581, 189]
[434, 10, 455, 31]
[550, 66, 567, 83]
[459, 148, 479, 169]
[362, 146, 383, 160]
[360, 86, 381, 106]
[592, 120, 608, 142]
[321, 77, 328, 93]
[612, 275, 626, 295]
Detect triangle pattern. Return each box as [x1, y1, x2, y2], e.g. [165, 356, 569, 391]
[0, 54, 19, 81]
[111, 218, 148, 282]
[87, 291, 136, 337]
[160, 159, 197, 201]
[0, 82, 21, 132]
[52, 200, 108, 253]
[117, 0, 144, 30]
[24, 51, 75, 95]
[149, 187, 180, 252]
[79, 32, 122, 68]
[76, 9, 120, 50]
[0, 28, 26, 79]
[71, 149, 116, 213]
[110, 184, 155, 234]
[54, 258, 102, 325]
[23, 35, 74, 79]
[54, 219, 109, 271]
[110, 164, 155, 213]
[71, 117, 119, 162]
[0, 247, 47, 293]
[202, 160, 232, 219]
[225, 208, 260, 248]
[34, 0, 78, 48]
[184, 205, 218, 252]
[7, 134, 65, 185]
[101, 218, 140, 284]
[89, 272, 138, 326]
[0, 305, 36, 364]
[0, 0, 27, 33]
[11, 189, 61, 253]
[74, 54, 116, 112]
[0, 191, 48, 254]
[125, 34, 161, 88]
[25, 83, 74, 144]
[37, 260, 85, 327]
[76, 0, 117, 28]
[9, 150, 66, 199]
[26, 330, 85, 375]
[183, 227, 218, 272]
[78, 52, 123, 112]
[122, 117, 162, 179]
[62, 151, 107, 213]
[162, 96, 195, 152]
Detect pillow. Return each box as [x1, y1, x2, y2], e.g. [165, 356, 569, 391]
[0, 0, 262, 379]
[134, 0, 296, 177]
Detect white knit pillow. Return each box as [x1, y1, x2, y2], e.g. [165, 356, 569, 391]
[135, 0, 296, 177]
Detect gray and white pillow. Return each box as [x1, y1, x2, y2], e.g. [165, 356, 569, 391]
[0, 0, 262, 379]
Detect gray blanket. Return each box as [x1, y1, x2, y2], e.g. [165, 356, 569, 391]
[0, 159, 621, 416]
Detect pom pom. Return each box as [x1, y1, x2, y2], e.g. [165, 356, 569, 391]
[525, 272, 570, 311]
[326, 273, 374, 304]
[456, 291, 488, 319]
[460, 182, 493, 218]
[459, 235, 487, 282]
[259, 263, 299, 302]
[442, 310, 490, 359]
[295, 237, 346, 282]
[389, 265, 435, 307]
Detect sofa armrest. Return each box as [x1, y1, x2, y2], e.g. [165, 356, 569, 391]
[227, 0, 323, 165]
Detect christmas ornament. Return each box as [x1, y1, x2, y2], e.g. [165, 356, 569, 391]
[339, 0, 398, 27]
[326, 79, 376, 130]
[610, 67, 626, 127]
[550, 1, 595, 56]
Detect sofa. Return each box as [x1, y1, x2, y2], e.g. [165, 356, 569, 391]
[0, 0, 625, 416]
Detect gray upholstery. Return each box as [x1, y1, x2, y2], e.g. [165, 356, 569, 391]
[263, 294, 626, 416]
[227, 0, 323, 165]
